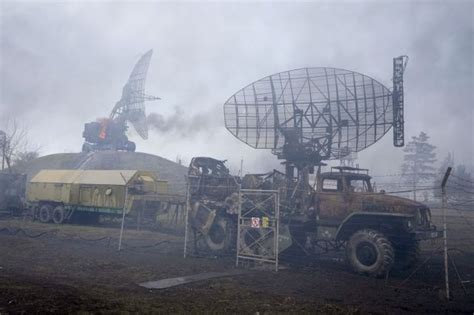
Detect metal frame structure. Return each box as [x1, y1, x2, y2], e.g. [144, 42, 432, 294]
[236, 189, 280, 271]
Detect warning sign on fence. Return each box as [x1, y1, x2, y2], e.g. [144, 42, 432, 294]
[262, 216, 269, 228]
[251, 217, 260, 228]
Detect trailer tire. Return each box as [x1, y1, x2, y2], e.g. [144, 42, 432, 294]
[204, 216, 235, 254]
[38, 204, 52, 223]
[52, 205, 65, 224]
[346, 229, 394, 277]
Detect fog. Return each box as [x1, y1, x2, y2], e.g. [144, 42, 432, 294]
[1, 1, 472, 175]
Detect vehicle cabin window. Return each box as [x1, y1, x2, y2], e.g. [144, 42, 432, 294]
[348, 179, 371, 192]
[322, 178, 341, 192]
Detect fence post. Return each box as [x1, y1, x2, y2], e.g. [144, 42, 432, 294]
[183, 176, 190, 258]
[118, 172, 128, 251]
[441, 167, 452, 300]
[236, 184, 242, 267]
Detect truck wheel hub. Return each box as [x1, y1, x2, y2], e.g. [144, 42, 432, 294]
[356, 242, 378, 266]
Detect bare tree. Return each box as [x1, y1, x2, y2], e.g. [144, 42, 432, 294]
[0, 117, 34, 173]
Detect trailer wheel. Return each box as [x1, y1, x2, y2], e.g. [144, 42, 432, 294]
[204, 216, 235, 253]
[52, 206, 65, 224]
[38, 204, 52, 223]
[346, 229, 394, 277]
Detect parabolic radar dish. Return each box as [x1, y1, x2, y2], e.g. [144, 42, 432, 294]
[110, 49, 157, 140]
[224, 64, 406, 165]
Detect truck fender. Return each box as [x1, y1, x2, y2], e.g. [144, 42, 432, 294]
[335, 212, 414, 241]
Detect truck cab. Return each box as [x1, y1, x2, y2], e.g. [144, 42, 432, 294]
[316, 166, 373, 223]
[314, 166, 439, 240]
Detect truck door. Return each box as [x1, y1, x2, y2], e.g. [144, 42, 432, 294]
[316, 177, 347, 223]
[345, 177, 373, 210]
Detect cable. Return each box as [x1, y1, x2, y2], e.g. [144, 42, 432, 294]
[0, 227, 51, 238]
[78, 236, 112, 242]
[121, 240, 171, 250]
[450, 174, 474, 184]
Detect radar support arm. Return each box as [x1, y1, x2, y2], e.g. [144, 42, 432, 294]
[392, 55, 408, 147]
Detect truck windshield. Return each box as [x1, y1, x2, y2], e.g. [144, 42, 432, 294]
[348, 178, 372, 192]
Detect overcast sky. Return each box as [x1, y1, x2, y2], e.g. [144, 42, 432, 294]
[1, 0, 473, 176]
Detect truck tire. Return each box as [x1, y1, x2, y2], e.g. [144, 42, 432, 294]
[38, 204, 52, 223]
[52, 205, 65, 224]
[204, 216, 235, 254]
[346, 229, 394, 277]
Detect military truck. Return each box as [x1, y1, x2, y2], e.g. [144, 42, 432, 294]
[188, 157, 442, 277]
[27, 169, 175, 224]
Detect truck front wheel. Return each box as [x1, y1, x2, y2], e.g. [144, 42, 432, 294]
[346, 229, 394, 277]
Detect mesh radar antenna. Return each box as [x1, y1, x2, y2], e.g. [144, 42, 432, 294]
[82, 49, 160, 152]
[224, 56, 408, 173]
[110, 49, 160, 140]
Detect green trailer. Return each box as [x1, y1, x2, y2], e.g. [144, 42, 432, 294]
[27, 169, 180, 224]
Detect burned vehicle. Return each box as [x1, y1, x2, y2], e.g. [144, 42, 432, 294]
[309, 166, 440, 276]
[82, 119, 136, 152]
[187, 157, 240, 252]
[188, 158, 442, 277]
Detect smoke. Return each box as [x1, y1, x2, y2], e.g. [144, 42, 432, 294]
[0, 1, 472, 171]
[147, 106, 217, 137]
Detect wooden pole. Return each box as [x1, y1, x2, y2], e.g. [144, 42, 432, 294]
[183, 176, 190, 258]
[236, 184, 242, 268]
[441, 167, 452, 300]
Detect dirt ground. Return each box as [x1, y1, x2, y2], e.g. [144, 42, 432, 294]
[0, 216, 473, 314]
